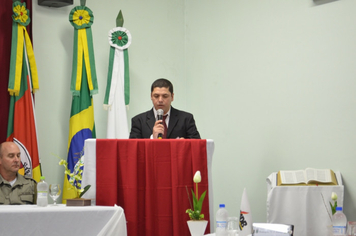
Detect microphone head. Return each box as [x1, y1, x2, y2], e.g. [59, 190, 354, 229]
[157, 109, 164, 116]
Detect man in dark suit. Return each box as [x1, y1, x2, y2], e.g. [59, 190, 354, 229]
[129, 78, 200, 139]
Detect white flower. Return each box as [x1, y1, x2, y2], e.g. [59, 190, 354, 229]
[193, 171, 201, 183]
[331, 192, 338, 201]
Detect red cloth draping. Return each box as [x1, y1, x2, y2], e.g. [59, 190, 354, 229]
[96, 139, 210, 236]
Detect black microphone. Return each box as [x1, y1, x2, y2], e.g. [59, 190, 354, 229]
[157, 109, 164, 139]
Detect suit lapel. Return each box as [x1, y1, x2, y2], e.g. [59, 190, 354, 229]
[146, 109, 155, 132]
[167, 107, 178, 138]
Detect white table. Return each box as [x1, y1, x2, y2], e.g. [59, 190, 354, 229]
[0, 204, 127, 236]
[266, 172, 344, 236]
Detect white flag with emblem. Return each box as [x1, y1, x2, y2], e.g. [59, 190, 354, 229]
[239, 188, 253, 236]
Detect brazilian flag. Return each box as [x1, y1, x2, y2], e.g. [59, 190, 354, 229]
[63, 3, 97, 202]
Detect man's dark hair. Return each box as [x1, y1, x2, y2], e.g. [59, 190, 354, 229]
[151, 78, 173, 94]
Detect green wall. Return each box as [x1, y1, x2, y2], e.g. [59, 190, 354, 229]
[33, 0, 356, 223]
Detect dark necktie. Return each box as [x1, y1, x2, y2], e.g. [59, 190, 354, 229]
[163, 115, 168, 139]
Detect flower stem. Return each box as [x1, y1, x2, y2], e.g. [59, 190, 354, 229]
[196, 182, 198, 199]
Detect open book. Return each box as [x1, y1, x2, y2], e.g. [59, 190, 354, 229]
[277, 168, 338, 186]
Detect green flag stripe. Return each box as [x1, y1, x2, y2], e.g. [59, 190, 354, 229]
[70, 30, 79, 95]
[7, 97, 15, 138]
[103, 47, 115, 105]
[70, 59, 92, 117]
[124, 49, 130, 105]
[8, 23, 19, 90]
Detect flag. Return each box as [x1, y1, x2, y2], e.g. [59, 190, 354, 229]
[103, 11, 131, 139]
[63, 3, 98, 202]
[7, 1, 41, 182]
[239, 188, 253, 236]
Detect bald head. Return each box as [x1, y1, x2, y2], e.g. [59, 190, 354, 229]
[0, 142, 20, 158]
[0, 141, 21, 181]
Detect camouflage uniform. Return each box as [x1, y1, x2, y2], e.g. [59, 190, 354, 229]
[0, 173, 37, 205]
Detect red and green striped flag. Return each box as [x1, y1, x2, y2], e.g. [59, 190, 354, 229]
[7, 1, 41, 182]
[62, 2, 98, 201]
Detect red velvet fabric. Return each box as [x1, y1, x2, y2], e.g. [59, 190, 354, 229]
[96, 139, 210, 236]
[0, 0, 32, 142]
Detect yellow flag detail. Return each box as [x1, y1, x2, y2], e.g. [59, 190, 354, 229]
[9, 25, 39, 96]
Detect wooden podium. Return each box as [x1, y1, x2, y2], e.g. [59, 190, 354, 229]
[82, 139, 214, 236]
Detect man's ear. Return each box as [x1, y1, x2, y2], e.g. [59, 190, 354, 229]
[171, 93, 174, 101]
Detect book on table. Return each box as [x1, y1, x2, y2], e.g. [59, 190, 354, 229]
[277, 168, 338, 186]
[253, 223, 294, 236]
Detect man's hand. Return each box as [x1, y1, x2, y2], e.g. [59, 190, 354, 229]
[152, 120, 165, 139]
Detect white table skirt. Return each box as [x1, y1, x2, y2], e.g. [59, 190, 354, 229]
[82, 138, 215, 233]
[266, 172, 344, 236]
[0, 205, 127, 236]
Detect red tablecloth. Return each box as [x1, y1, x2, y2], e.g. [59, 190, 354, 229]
[95, 139, 210, 236]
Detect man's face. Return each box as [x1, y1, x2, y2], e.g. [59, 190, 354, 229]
[0, 143, 21, 174]
[151, 87, 174, 114]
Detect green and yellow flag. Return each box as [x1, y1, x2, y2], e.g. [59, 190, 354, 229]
[7, 1, 41, 182]
[63, 2, 98, 202]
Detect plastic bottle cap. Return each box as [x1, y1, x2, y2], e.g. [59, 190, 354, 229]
[336, 206, 343, 211]
[40, 176, 45, 180]
[219, 204, 225, 208]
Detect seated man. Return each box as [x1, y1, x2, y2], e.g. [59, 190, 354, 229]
[129, 78, 201, 139]
[0, 141, 37, 204]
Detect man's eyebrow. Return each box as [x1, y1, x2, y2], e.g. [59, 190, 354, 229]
[153, 93, 169, 96]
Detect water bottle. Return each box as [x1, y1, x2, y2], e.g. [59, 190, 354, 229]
[216, 204, 229, 236]
[37, 176, 48, 207]
[332, 206, 347, 236]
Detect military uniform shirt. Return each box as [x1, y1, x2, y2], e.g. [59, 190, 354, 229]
[0, 174, 37, 205]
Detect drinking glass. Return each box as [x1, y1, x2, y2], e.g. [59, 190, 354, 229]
[49, 184, 61, 206]
[348, 221, 356, 236]
[227, 216, 239, 236]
